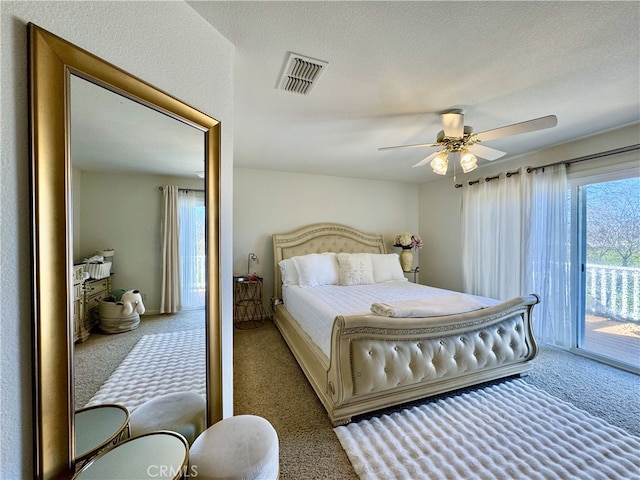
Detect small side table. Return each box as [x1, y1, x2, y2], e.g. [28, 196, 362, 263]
[73, 431, 189, 479]
[406, 266, 420, 283]
[75, 404, 130, 469]
[233, 275, 267, 329]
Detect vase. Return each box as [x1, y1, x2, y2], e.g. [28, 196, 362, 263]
[399, 248, 413, 272]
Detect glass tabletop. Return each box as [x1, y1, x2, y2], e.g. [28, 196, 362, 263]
[74, 431, 189, 479]
[75, 404, 130, 462]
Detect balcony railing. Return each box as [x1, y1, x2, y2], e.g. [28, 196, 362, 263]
[586, 264, 640, 322]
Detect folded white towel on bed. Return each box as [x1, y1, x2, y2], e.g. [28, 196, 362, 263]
[370, 293, 493, 317]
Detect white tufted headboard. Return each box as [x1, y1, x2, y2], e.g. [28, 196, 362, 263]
[272, 223, 386, 299]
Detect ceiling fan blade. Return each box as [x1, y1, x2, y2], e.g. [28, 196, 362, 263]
[442, 111, 464, 138]
[412, 150, 441, 168]
[467, 143, 506, 161]
[475, 115, 557, 142]
[378, 142, 439, 151]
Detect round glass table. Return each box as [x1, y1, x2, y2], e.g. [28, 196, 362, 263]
[75, 404, 130, 467]
[74, 431, 189, 479]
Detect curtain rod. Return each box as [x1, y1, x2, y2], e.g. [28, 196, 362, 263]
[455, 144, 639, 188]
[528, 143, 639, 172]
[158, 186, 205, 192]
[463, 169, 520, 187]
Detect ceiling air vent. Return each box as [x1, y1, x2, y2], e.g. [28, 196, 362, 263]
[278, 53, 328, 95]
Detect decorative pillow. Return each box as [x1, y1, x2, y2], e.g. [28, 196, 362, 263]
[371, 253, 407, 283]
[278, 258, 299, 286]
[336, 253, 375, 286]
[291, 253, 339, 287]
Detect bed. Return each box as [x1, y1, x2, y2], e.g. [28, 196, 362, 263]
[272, 223, 539, 425]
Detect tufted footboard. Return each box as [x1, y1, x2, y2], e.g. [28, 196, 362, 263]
[323, 295, 539, 425]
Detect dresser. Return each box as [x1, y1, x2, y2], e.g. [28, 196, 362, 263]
[74, 271, 112, 342]
[73, 265, 86, 342]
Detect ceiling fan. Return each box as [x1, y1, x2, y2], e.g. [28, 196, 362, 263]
[378, 110, 557, 175]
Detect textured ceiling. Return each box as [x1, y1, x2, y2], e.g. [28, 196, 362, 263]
[72, 2, 639, 183]
[190, 1, 639, 183]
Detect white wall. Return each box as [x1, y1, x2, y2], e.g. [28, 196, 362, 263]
[234, 168, 420, 303]
[0, 2, 234, 477]
[76, 171, 205, 314]
[418, 124, 640, 292]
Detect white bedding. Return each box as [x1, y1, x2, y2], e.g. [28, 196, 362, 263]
[283, 282, 499, 358]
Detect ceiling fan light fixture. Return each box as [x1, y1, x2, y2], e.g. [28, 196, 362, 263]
[379, 110, 558, 178]
[430, 151, 449, 175]
[460, 150, 478, 173]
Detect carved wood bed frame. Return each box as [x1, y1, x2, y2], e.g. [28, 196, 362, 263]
[272, 223, 539, 425]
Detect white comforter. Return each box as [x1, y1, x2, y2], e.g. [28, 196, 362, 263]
[283, 281, 499, 358]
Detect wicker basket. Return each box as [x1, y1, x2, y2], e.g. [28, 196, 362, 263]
[98, 300, 140, 333]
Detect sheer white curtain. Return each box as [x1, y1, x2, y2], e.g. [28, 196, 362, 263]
[462, 165, 571, 346]
[160, 185, 181, 313]
[524, 165, 572, 346]
[461, 171, 525, 300]
[179, 190, 205, 310]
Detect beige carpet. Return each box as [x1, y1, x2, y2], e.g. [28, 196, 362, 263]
[233, 320, 358, 479]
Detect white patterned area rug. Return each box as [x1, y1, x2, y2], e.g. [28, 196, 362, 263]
[85, 329, 206, 412]
[334, 379, 640, 480]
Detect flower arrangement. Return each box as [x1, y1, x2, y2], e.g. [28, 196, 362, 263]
[393, 232, 423, 250]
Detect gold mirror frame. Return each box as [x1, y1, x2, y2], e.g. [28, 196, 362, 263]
[29, 24, 222, 479]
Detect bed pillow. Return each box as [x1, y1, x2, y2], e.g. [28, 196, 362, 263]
[292, 252, 339, 287]
[336, 253, 375, 286]
[371, 253, 407, 283]
[278, 258, 299, 286]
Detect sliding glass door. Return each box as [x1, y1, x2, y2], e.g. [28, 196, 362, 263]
[575, 174, 640, 372]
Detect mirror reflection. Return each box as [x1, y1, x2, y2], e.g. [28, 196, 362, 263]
[29, 24, 222, 476]
[70, 75, 207, 427]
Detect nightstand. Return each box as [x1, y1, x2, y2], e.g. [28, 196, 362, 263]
[233, 275, 267, 329]
[406, 266, 420, 283]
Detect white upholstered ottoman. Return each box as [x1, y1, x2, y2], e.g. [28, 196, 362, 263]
[129, 392, 206, 446]
[189, 415, 279, 480]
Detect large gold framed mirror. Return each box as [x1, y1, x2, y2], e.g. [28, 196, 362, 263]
[29, 24, 222, 479]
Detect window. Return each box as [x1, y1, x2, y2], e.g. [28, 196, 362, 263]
[179, 190, 206, 310]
